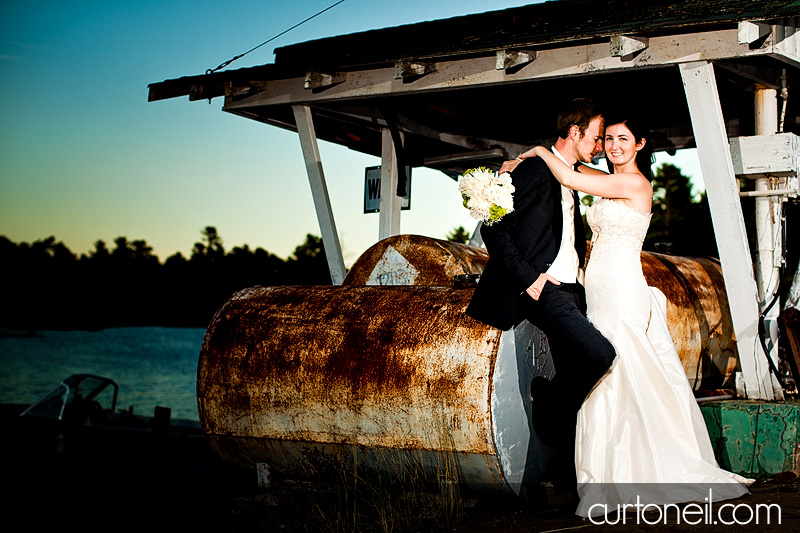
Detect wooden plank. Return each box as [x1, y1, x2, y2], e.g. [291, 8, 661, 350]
[291, 105, 347, 284]
[679, 60, 783, 400]
[313, 106, 530, 156]
[379, 128, 402, 241]
[775, 18, 800, 61]
[729, 133, 800, 177]
[738, 21, 771, 45]
[610, 35, 649, 57]
[495, 50, 536, 71]
[225, 28, 768, 110]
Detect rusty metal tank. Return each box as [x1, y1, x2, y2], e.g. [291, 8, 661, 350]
[197, 234, 739, 494]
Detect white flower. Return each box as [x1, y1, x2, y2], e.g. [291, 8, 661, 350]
[458, 167, 515, 225]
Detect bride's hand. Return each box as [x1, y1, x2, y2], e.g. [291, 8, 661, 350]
[498, 159, 520, 174]
[498, 146, 540, 174]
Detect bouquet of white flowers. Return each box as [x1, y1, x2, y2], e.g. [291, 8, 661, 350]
[458, 167, 515, 226]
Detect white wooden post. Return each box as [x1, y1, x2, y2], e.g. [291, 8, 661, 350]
[678, 61, 781, 400]
[292, 105, 347, 285]
[753, 87, 783, 381]
[379, 128, 402, 240]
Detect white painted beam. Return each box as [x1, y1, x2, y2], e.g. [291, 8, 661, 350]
[679, 61, 782, 400]
[379, 128, 402, 240]
[291, 105, 347, 284]
[226, 28, 770, 110]
[774, 18, 800, 66]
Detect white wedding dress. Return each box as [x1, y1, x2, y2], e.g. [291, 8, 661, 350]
[575, 198, 752, 518]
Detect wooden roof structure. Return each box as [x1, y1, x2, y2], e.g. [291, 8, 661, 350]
[149, 0, 800, 400]
[149, 0, 800, 176]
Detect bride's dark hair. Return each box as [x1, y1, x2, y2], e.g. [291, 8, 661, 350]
[604, 114, 653, 181]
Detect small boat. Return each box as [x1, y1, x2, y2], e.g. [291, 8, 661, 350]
[2, 375, 248, 527]
[2, 373, 210, 463]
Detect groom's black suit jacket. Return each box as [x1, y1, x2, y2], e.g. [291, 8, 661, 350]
[466, 157, 586, 330]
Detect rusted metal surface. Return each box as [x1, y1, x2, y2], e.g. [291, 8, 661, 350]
[641, 252, 738, 389]
[344, 235, 738, 388]
[198, 278, 561, 492]
[199, 285, 500, 453]
[198, 236, 739, 491]
[209, 436, 509, 489]
[342, 234, 488, 286]
[198, 282, 561, 492]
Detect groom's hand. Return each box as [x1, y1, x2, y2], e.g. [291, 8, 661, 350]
[526, 273, 561, 301]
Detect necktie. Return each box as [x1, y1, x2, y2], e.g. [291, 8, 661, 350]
[573, 189, 586, 267]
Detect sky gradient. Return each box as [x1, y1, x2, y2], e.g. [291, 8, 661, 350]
[0, 0, 703, 266]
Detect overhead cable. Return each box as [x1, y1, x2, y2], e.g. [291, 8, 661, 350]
[206, 0, 347, 74]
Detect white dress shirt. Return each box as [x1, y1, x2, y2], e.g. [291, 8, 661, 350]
[545, 146, 580, 284]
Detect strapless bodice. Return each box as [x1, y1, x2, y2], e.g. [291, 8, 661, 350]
[587, 198, 652, 258]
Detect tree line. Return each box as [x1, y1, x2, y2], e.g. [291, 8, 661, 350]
[0, 229, 332, 332]
[3, 163, 741, 332]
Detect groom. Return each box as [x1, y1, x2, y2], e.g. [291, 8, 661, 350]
[466, 98, 616, 449]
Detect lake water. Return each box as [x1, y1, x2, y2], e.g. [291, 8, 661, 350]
[0, 327, 206, 421]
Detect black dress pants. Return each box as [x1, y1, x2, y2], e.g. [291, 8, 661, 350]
[524, 281, 616, 448]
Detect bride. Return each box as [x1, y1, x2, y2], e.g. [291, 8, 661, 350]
[514, 114, 752, 517]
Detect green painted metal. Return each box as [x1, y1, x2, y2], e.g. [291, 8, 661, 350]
[701, 400, 800, 477]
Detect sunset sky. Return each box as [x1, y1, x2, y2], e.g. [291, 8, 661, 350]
[0, 0, 703, 266]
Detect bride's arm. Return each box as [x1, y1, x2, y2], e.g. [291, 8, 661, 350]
[574, 162, 607, 176]
[499, 149, 608, 176]
[529, 146, 646, 199]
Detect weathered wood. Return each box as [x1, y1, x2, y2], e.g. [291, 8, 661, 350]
[423, 149, 505, 166]
[271, 1, 800, 70]
[496, 50, 536, 71]
[738, 20, 772, 45]
[320, 107, 531, 163]
[149, 2, 800, 105]
[393, 61, 436, 80]
[729, 133, 800, 178]
[223, 28, 776, 110]
[379, 128, 402, 240]
[610, 35, 649, 58]
[291, 105, 347, 284]
[679, 60, 782, 400]
[715, 62, 784, 90]
[774, 18, 800, 63]
[304, 71, 346, 90]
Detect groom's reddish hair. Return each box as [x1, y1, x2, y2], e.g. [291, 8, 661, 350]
[556, 98, 604, 139]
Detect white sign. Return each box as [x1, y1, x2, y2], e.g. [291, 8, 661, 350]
[364, 166, 412, 213]
[367, 245, 419, 285]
